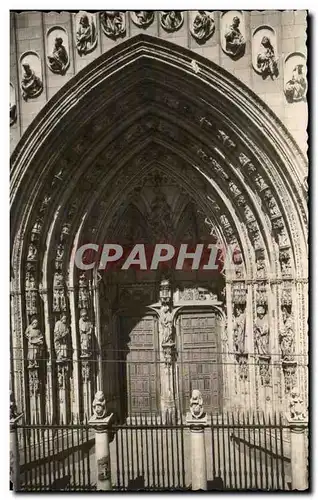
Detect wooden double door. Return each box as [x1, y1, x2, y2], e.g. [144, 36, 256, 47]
[119, 308, 223, 415]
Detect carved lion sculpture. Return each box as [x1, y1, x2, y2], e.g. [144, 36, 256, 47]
[190, 389, 204, 419]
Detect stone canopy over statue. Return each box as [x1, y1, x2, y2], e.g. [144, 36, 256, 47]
[25, 317, 44, 368]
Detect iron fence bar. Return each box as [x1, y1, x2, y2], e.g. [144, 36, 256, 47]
[247, 412, 252, 489]
[227, 411, 233, 489]
[258, 412, 264, 489]
[274, 413, 280, 489]
[22, 422, 28, 488]
[36, 425, 43, 491]
[144, 412, 150, 488]
[242, 412, 247, 490]
[115, 424, 120, 488]
[129, 413, 134, 483]
[150, 412, 156, 488]
[77, 422, 82, 489]
[231, 412, 238, 490]
[237, 412, 243, 490]
[216, 413, 221, 479]
[65, 423, 71, 488]
[155, 412, 160, 487]
[253, 413, 257, 489]
[140, 413, 145, 487]
[279, 413, 286, 490]
[263, 412, 269, 489]
[165, 416, 170, 488]
[211, 413, 216, 480]
[268, 414, 274, 489]
[135, 414, 140, 482]
[221, 412, 227, 487]
[61, 427, 66, 485]
[70, 418, 76, 488]
[86, 421, 91, 488]
[170, 416, 175, 487]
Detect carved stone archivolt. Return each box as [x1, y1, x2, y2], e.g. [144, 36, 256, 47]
[75, 12, 97, 55]
[100, 11, 126, 39]
[131, 11, 154, 28]
[189, 11, 215, 43]
[160, 11, 183, 32]
[47, 28, 70, 75]
[20, 52, 43, 101]
[221, 11, 246, 59]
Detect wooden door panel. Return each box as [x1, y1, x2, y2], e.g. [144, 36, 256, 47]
[120, 315, 159, 414]
[179, 311, 222, 413]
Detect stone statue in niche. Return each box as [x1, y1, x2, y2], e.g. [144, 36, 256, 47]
[76, 14, 97, 55]
[160, 11, 183, 32]
[224, 16, 245, 58]
[190, 389, 204, 419]
[131, 11, 154, 28]
[257, 36, 279, 79]
[254, 305, 270, 356]
[92, 391, 107, 419]
[79, 309, 93, 358]
[233, 305, 246, 354]
[54, 314, 70, 361]
[27, 243, 37, 261]
[25, 317, 44, 369]
[47, 37, 69, 75]
[100, 11, 126, 39]
[21, 63, 43, 101]
[279, 307, 295, 361]
[190, 12, 215, 43]
[285, 64, 307, 103]
[159, 304, 173, 344]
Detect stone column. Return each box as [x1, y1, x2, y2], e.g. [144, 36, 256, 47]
[88, 391, 114, 491]
[285, 388, 308, 491]
[186, 390, 208, 491]
[10, 391, 23, 491]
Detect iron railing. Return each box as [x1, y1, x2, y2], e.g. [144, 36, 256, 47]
[15, 411, 292, 491]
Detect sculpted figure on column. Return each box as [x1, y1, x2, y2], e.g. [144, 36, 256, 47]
[79, 309, 93, 358]
[25, 317, 44, 368]
[233, 305, 246, 354]
[54, 314, 70, 361]
[159, 304, 173, 344]
[190, 389, 204, 419]
[279, 307, 295, 361]
[254, 305, 270, 356]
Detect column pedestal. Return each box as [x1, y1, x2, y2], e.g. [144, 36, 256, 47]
[88, 413, 114, 490]
[186, 413, 208, 490]
[285, 415, 308, 490]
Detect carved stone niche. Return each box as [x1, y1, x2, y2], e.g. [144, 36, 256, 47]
[47, 26, 70, 75]
[284, 52, 307, 103]
[10, 83, 17, 126]
[130, 11, 155, 28]
[100, 11, 126, 39]
[160, 11, 184, 32]
[252, 26, 279, 79]
[19, 51, 43, 101]
[221, 11, 246, 59]
[75, 12, 98, 55]
[189, 11, 215, 44]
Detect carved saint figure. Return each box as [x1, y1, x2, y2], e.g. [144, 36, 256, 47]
[92, 391, 106, 419]
[25, 317, 44, 368]
[131, 11, 154, 28]
[285, 64, 307, 103]
[257, 36, 279, 79]
[79, 309, 93, 357]
[279, 307, 294, 361]
[190, 11, 215, 42]
[54, 314, 70, 361]
[289, 388, 307, 420]
[160, 11, 183, 32]
[254, 305, 269, 356]
[233, 305, 246, 354]
[21, 63, 43, 101]
[76, 14, 97, 54]
[159, 304, 173, 344]
[27, 243, 37, 261]
[224, 16, 245, 57]
[190, 389, 204, 419]
[47, 37, 69, 74]
[100, 11, 126, 38]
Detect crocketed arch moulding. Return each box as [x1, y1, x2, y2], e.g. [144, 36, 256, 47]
[46, 26, 70, 75]
[220, 11, 246, 59]
[284, 52, 307, 103]
[74, 11, 98, 55]
[19, 51, 43, 101]
[252, 25, 279, 79]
